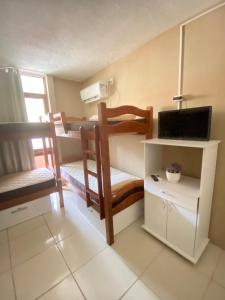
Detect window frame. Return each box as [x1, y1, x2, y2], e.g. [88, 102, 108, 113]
[20, 71, 50, 156]
[21, 71, 49, 113]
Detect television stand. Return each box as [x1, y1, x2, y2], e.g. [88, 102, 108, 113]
[142, 138, 220, 263]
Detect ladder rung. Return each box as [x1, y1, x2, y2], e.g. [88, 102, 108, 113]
[87, 170, 98, 178]
[86, 188, 99, 200]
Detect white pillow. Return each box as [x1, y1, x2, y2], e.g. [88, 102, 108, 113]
[89, 114, 98, 121]
[89, 114, 136, 121]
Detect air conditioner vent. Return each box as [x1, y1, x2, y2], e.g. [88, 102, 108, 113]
[80, 81, 108, 104]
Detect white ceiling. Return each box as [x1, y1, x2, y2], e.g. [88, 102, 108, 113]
[0, 0, 221, 81]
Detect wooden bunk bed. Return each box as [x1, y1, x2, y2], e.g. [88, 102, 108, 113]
[52, 102, 153, 244]
[0, 122, 63, 211]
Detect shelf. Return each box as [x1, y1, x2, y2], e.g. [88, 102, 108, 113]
[142, 138, 220, 148]
[142, 136, 219, 262]
[145, 171, 200, 212]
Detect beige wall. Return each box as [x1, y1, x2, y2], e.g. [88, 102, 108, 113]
[83, 25, 179, 178]
[53, 77, 84, 162]
[82, 6, 225, 249]
[183, 7, 225, 249]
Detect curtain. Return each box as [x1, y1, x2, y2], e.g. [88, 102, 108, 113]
[46, 75, 62, 162]
[0, 68, 34, 175]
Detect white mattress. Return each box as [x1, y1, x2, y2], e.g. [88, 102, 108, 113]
[0, 168, 54, 194]
[61, 160, 140, 193]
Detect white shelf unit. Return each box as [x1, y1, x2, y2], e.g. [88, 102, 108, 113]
[142, 138, 220, 263]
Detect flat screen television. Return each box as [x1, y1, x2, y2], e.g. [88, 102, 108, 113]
[158, 106, 212, 141]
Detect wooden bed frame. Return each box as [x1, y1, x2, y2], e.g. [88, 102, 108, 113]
[0, 122, 64, 210]
[52, 102, 153, 244]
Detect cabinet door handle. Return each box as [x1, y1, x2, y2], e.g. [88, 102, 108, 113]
[168, 202, 176, 212]
[11, 206, 28, 214]
[162, 191, 175, 198]
[161, 199, 166, 209]
[168, 202, 172, 212]
[171, 202, 176, 209]
[164, 200, 166, 209]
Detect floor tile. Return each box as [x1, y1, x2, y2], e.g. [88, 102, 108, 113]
[113, 219, 163, 275]
[74, 247, 137, 300]
[13, 245, 70, 300]
[203, 281, 225, 300]
[213, 250, 225, 287]
[10, 224, 55, 266]
[1, 190, 225, 300]
[58, 224, 106, 272]
[8, 216, 45, 241]
[121, 280, 160, 300]
[194, 243, 222, 278]
[141, 248, 210, 300]
[0, 240, 11, 274]
[0, 271, 15, 300]
[44, 208, 91, 243]
[39, 275, 84, 300]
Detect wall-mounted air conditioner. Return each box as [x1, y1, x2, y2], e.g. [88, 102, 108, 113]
[80, 81, 108, 104]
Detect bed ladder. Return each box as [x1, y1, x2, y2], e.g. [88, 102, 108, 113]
[80, 126, 104, 219]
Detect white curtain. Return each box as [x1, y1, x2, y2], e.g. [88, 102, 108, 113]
[0, 67, 34, 175]
[46, 75, 62, 162]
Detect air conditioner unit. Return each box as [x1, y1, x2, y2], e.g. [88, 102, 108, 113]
[80, 81, 108, 104]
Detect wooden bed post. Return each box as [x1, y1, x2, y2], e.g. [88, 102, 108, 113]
[60, 112, 68, 134]
[98, 102, 114, 245]
[49, 114, 64, 208]
[80, 126, 92, 208]
[146, 106, 153, 139]
[94, 125, 104, 219]
[40, 116, 49, 168]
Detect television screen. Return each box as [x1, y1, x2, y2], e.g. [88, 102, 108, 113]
[158, 106, 212, 141]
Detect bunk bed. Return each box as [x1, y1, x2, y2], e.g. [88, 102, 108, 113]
[0, 122, 63, 211]
[52, 102, 153, 244]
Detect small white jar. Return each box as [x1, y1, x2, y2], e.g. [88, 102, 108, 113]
[166, 171, 181, 183]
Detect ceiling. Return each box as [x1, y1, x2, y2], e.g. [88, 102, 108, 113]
[0, 0, 221, 81]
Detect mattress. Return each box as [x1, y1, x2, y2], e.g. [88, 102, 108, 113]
[61, 160, 144, 206]
[0, 122, 51, 135]
[0, 168, 55, 201]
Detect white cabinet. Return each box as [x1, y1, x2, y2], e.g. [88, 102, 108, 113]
[167, 202, 197, 257]
[145, 192, 197, 257]
[142, 138, 220, 263]
[145, 193, 167, 238]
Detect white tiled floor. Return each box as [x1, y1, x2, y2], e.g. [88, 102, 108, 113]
[10, 224, 55, 267]
[0, 189, 225, 300]
[58, 227, 106, 272]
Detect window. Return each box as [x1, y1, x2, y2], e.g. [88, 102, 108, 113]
[21, 74, 45, 95]
[20, 72, 50, 167]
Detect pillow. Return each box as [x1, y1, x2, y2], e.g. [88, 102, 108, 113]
[89, 114, 98, 121]
[89, 114, 136, 121]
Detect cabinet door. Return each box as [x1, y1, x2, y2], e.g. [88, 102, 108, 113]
[167, 203, 197, 256]
[145, 192, 167, 239]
